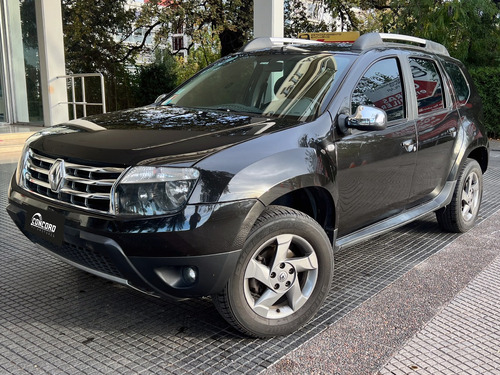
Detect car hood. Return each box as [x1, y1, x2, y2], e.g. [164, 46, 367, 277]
[29, 106, 302, 166]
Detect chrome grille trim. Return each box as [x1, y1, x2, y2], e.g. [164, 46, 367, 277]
[26, 159, 49, 175]
[26, 175, 50, 189]
[59, 187, 110, 200]
[24, 149, 125, 214]
[64, 175, 115, 186]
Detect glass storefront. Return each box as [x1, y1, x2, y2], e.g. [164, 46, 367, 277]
[20, 0, 43, 123]
[0, 0, 43, 124]
[0, 1, 9, 124]
[0, 47, 5, 123]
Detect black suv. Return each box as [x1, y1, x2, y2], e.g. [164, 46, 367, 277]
[7, 33, 489, 337]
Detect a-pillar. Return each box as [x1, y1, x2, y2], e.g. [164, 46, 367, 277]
[35, 0, 68, 126]
[254, 0, 284, 38]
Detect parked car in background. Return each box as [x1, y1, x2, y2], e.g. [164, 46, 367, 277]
[7, 33, 489, 337]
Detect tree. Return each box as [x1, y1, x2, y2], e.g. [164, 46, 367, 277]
[174, 30, 221, 84]
[320, 0, 500, 67]
[375, 0, 499, 66]
[284, 0, 331, 37]
[62, 0, 141, 112]
[138, 0, 253, 57]
[61, 0, 499, 117]
[134, 50, 179, 106]
[62, 0, 137, 74]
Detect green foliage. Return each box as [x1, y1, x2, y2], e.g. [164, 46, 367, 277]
[469, 66, 500, 138]
[387, 0, 500, 67]
[62, 0, 138, 112]
[61, 0, 499, 124]
[62, 0, 135, 74]
[320, 0, 500, 138]
[19, 0, 38, 49]
[319, 1, 500, 67]
[325, 0, 363, 31]
[138, 0, 252, 57]
[134, 51, 179, 106]
[131, 34, 220, 106]
[174, 30, 221, 85]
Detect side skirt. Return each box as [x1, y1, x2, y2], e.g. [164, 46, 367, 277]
[335, 180, 456, 251]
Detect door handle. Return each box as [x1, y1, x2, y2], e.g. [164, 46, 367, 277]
[402, 139, 417, 153]
[447, 128, 457, 138]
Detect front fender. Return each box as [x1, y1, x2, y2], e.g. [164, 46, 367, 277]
[218, 147, 335, 204]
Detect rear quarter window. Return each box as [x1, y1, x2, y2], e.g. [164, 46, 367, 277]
[442, 61, 470, 105]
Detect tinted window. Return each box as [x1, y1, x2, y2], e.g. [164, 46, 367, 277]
[352, 58, 405, 121]
[410, 58, 445, 115]
[443, 61, 470, 104]
[164, 53, 353, 120]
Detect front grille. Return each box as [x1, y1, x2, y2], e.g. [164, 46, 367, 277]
[24, 149, 125, 214]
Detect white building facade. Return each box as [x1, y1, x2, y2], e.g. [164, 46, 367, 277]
[0, 0, 68, 126]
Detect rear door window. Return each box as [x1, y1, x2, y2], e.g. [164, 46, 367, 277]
[409, 58, 445, 115]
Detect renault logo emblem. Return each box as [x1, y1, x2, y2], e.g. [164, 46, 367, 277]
[48, 159, 66, 193]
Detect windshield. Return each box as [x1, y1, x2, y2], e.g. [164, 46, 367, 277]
[162, 52, 353, 121]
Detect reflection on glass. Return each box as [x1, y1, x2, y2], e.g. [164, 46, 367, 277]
[163, 53, 353, 121]
[264, 54, 338, 119]
[20, 0, 43, 123]
[351, 58, 405, 121]
[410, 58, 444, 115]
[443, 61, 469, 104]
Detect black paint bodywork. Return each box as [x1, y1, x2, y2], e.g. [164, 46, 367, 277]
[7, 44, 489, 299]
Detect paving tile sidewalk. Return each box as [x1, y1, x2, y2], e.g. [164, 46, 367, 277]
[264, 209, 500, 375]
[378, 254, 500, 375]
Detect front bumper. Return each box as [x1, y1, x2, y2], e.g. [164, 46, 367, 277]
[7, 181, 263, 299]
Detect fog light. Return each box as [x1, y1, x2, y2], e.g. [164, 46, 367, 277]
[182, 266, 197, 285]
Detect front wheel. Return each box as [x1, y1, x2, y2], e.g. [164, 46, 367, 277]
[213, 206, 333, 337]
[436, 159, 483, 233]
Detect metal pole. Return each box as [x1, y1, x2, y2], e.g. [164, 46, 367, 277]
[71, 76, 76, 119]
[81, 76, 87, 117]
[100, 74, 106, 113]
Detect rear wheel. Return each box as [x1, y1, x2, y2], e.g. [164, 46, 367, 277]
[436, 159, 483, 233]
[213, 206, 333, 337]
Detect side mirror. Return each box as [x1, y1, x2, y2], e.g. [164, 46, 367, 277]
[154, 93, 168, 104]
[338, 106, 387, 133]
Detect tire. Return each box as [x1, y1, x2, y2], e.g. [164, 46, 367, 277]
[436, 159, 483, 233]
[212, 206, 333, 337]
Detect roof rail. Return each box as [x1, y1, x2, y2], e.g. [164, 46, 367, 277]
[352, 33, 449, 56]
[241, 37, 322, 52]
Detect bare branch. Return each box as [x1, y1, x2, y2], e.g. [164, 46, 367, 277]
[115, 21, 162, 63]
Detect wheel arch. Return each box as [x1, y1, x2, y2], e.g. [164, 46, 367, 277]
[234, 180, 337, 250]
[216, 147, 338, 245]
[466, 145, 488, 174]
[267, 186, 336, 244]
[449, 140, 489, 182]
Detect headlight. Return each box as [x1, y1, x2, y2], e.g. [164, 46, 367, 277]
[114, 166, 200, 216]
